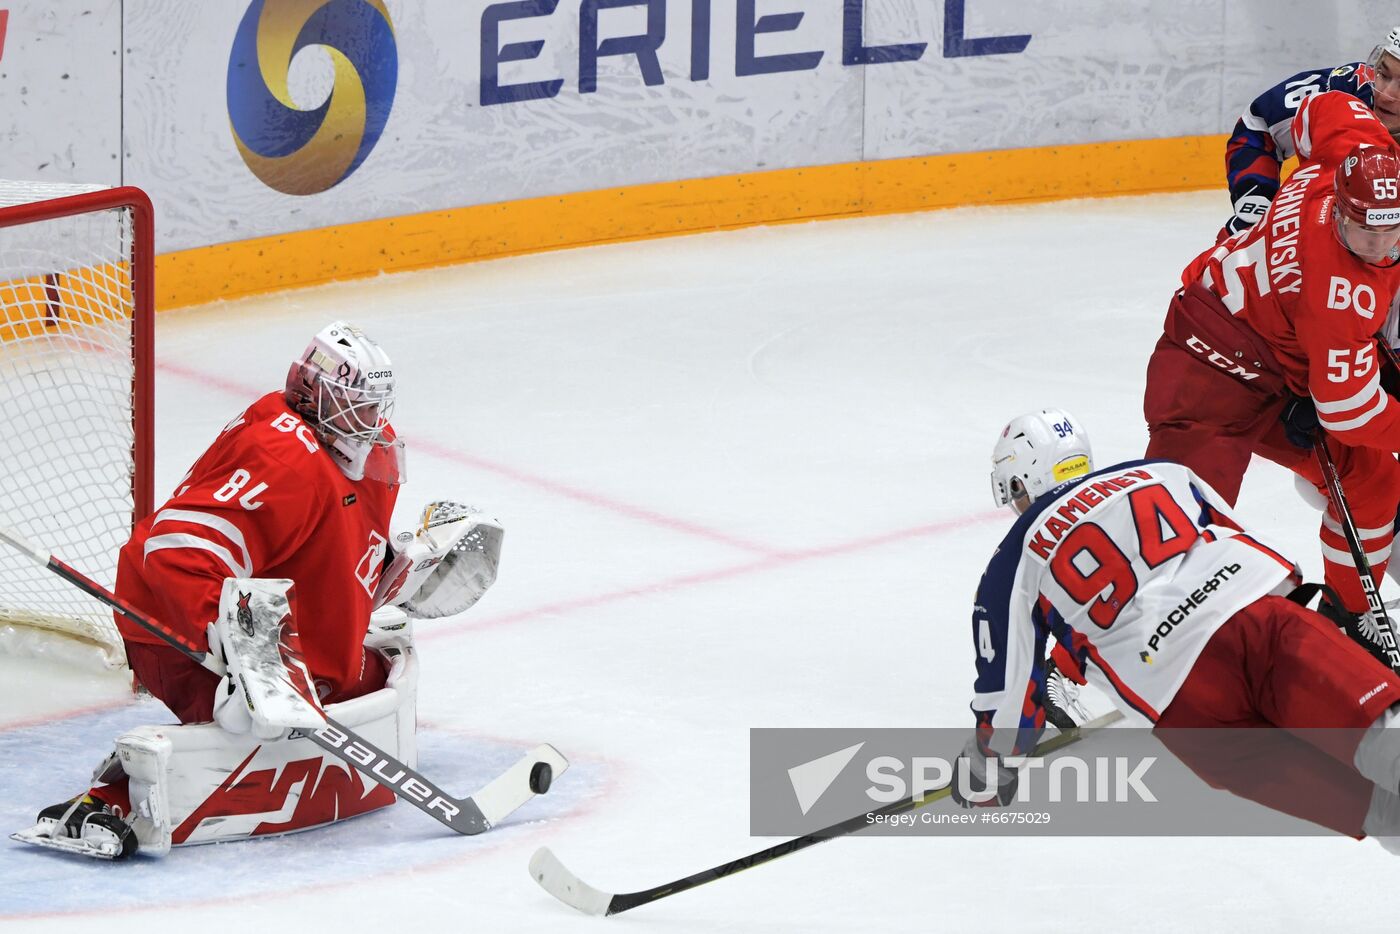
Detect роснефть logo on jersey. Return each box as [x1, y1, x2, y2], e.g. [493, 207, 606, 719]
[227, 0, 397, 196]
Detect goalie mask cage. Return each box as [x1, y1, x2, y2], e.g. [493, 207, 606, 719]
[0, 182, 154, 669]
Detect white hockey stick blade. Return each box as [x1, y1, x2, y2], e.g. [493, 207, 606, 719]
[530, 846, 615, 916]
[475, 743, 569, 827]
[11, 825, 123, 861]
[0, 525, 50, 567]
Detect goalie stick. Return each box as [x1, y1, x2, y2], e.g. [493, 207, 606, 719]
[0, 524, 564, 837]
[530, 708, 1124, 916]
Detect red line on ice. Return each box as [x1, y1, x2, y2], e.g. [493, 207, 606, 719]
[411, 436, 778, 556]
[0, 698, 132, 733]
[422, 509, 1006, 639]
[156, 360, 778, 556]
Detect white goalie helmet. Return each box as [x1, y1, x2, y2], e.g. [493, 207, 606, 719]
[990, 409, 1093, 514]
[285, 321, 402, 483]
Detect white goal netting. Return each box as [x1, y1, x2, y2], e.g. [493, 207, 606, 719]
[0, 180, 150, 668]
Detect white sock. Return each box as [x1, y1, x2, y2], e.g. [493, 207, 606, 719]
[1354, 703, 1400, 790]
[1364, 783, 1400, 855]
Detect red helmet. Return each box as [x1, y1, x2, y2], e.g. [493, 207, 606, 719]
[1335, 144, 1400, 226]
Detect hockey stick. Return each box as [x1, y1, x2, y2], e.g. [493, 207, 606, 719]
[0, 524, 565, 836]
[1311, 435, 1400, 672]
[530, 708, 1124, 916]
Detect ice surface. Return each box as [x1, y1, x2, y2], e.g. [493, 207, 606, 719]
[2, 191, 1386, 931]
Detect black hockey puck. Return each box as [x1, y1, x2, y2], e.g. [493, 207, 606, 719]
[529, 761, 553, 795]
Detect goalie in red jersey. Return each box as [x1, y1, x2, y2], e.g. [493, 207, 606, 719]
[1144, 89, 1400, 662]
[16, 321, 503, 860]
[116, 320, 408, 723]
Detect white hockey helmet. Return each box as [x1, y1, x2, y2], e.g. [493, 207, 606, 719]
[285, 321, 400, 482]
[1369, 26, 1400, 71]
[990, 409, 1093, 514]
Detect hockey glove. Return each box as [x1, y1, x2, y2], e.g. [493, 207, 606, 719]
[1221, 191, 1272, 239]
[1281, 394, 1319, 450]
[375, 501, 503, 619]
[949, 739, 1019, 809]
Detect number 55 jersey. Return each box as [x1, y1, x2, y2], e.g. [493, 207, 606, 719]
[970, 460, 1297, 756]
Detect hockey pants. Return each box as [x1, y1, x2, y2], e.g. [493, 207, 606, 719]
[1156, 596, 1400, 837]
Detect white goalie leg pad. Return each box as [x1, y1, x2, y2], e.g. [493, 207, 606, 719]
[123, 642, 419, 852]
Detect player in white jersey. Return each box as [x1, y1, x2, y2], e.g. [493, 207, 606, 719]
[955, 408, 1400, 845]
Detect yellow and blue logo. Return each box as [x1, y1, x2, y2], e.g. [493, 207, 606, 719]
[227, 0, 397, 196]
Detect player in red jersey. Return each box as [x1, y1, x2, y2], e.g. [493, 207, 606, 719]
[115, 322, 405, 721]
[1144, 89, 1400, 652]
[22, 322, 503, 859]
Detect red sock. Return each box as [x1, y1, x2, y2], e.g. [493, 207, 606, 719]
[88, 776, 131, 816]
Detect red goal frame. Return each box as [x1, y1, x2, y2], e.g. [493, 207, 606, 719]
[0, 185, 155, 522]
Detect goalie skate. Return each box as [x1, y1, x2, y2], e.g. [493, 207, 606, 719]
[11, 795, 139, 861]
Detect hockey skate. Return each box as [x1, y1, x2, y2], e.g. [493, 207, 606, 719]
[1317, 594, 1395, 671]
[1043, 659, 1093, 729]
[11, 794, 139, 860]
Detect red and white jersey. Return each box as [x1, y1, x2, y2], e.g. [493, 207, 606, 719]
[116, 391, 400, 699]
[971, 461, 1296, 756]
[1182, 91, 1400, 448]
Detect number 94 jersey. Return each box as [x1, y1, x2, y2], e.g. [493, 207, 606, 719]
[970, 460, 1296, 756]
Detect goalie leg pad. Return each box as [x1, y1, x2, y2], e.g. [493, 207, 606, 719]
[121, 644, 419, 852]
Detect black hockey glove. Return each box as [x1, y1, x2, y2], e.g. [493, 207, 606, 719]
[1281, 394, 1319, 450]
[949, 742, 1019, 809]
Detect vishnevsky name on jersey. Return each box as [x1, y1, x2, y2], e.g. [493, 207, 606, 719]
[1026, 469, 1155, 560]
[1265, 162, 1322, 295]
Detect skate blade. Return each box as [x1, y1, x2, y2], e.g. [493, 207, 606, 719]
[10, 824, 122, 860]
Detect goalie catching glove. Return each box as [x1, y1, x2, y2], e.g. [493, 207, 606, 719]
[374, 501, 503, 619]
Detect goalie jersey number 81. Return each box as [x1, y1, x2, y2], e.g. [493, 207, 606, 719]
[971, 460, 1297, 756]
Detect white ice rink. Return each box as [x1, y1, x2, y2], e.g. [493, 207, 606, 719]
[1, 190, 1390, 931]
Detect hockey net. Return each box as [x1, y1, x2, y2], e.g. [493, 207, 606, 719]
[0, 182, 154, 669]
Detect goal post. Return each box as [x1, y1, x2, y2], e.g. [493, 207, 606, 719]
[0, 182, 154, 668]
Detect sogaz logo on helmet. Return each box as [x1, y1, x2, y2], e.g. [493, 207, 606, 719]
[227, 0, 398, 196]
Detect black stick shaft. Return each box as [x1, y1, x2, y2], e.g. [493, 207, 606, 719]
[1312, 436, 1400, 672]
[604, 711, 1120, 915]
